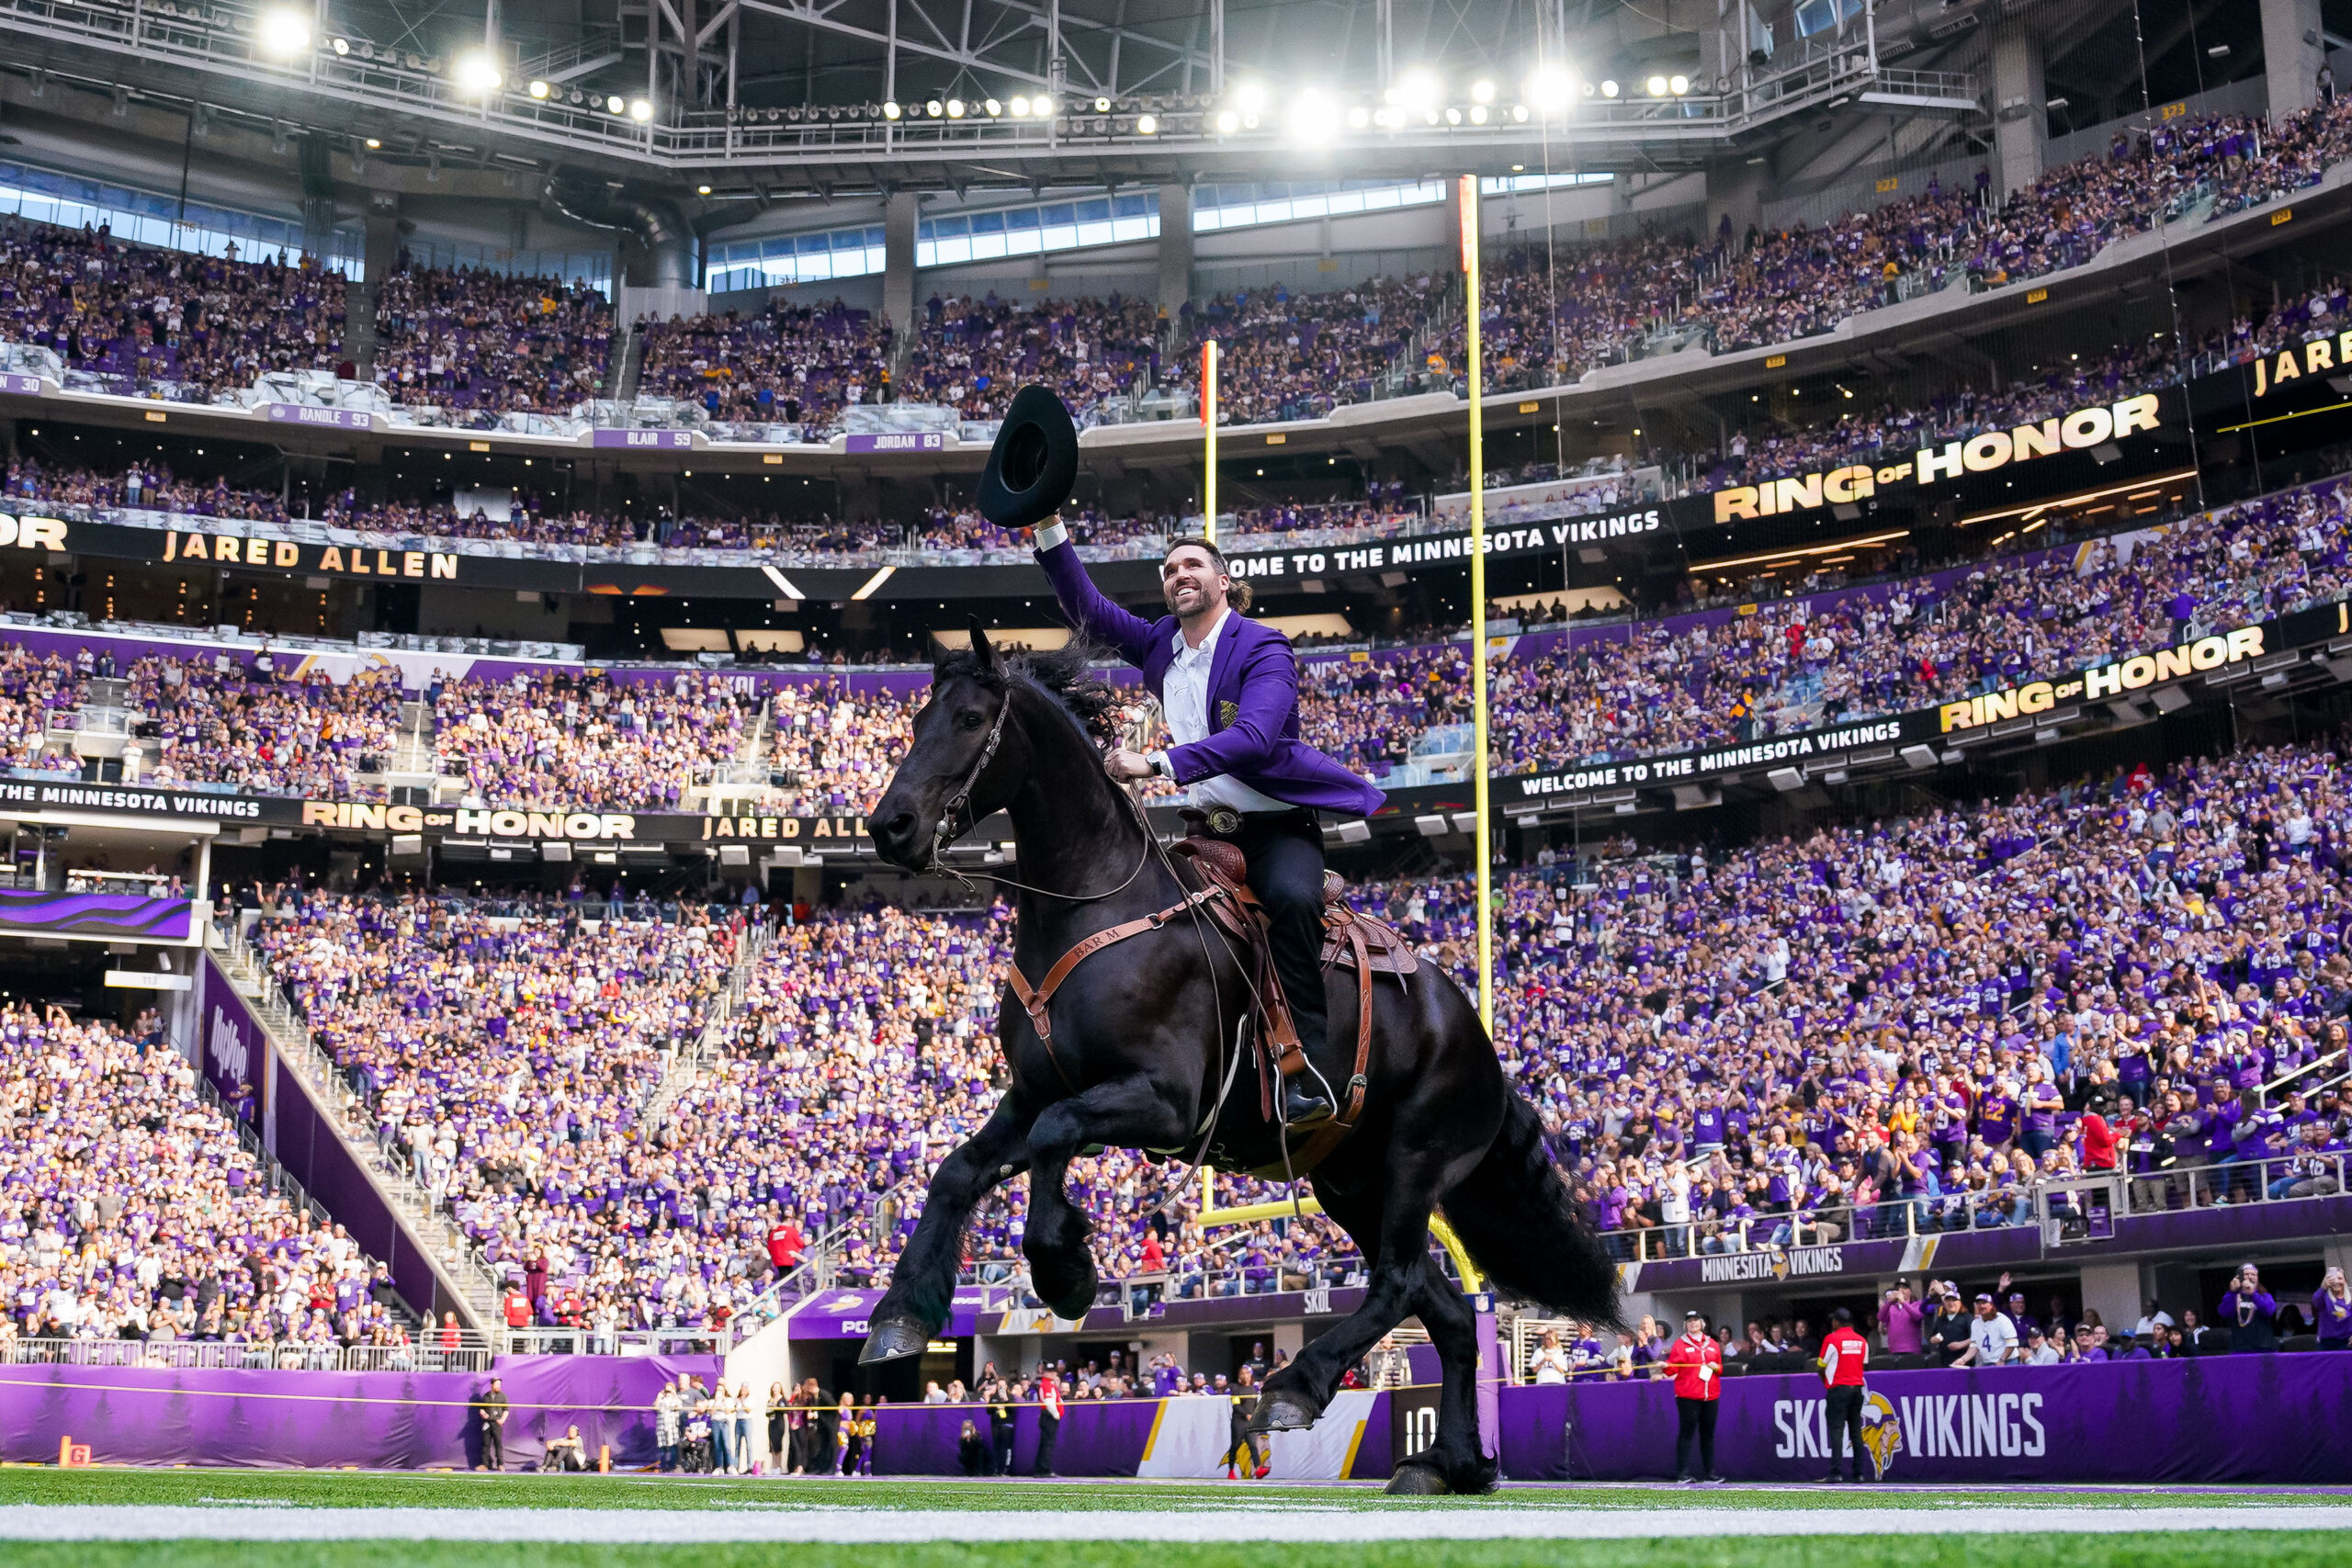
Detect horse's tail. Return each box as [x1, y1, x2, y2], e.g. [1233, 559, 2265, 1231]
[1442, 1089, 1623, 1331]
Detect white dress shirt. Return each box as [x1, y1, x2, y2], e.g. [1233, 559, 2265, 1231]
[1157, 608, 1289, 815]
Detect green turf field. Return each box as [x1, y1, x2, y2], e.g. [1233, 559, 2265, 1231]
[0, 1467, 2344, 1566]
[0, 1467, 2342, 1510]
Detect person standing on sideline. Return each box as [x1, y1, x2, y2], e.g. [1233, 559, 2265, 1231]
[472, 1376, 508, 1472]
[1033, 1366, 1064, 1475]
[710, 1380, 736, 1474]
[1224, 1366, 1268, 1479]
[1817, 1307, 1871, 1482]
[766, 1382, 790, 1474]
[654, 1378, 682, 1472]
[835, 1390, 859, 1474]
[1665, 1308, 1723, 1483]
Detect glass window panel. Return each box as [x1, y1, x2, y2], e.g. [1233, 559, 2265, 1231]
[1040, 222, 1077, 251]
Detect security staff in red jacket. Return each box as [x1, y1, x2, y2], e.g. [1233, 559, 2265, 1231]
[1817, 1306, 1872, 1482]
[1664, 1308, 1724, 1483]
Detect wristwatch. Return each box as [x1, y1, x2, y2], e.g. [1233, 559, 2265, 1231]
[1147, 750, 1172, 779]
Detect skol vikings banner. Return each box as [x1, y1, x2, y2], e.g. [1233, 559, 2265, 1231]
[1500, 1356, 2352, 1483]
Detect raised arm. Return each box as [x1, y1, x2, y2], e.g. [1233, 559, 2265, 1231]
[1033, 520, 1158, 667]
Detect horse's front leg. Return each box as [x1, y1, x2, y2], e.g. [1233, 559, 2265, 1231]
[1023, 1077, 1193, 1321]
[861, 1091, 1037, 1363]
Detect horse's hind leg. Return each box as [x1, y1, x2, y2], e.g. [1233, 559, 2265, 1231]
[1389, 1256, 1497, 1495]
[862, 1092, 1036, 1363]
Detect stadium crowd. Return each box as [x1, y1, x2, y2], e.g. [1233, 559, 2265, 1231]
[431, 670, 763, 813]
[0, 1004, 414, 1359]
[371, 264, 613, 415]
[635, 301, 892, 428]
[901, 292, 1163, 421]
[0, 217, 345, 399]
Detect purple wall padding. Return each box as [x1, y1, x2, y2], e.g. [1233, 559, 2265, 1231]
[0, 1355, 719, 1470]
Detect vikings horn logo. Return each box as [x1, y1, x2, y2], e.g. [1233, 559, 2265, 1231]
[1859, 1392, 1904, 1479]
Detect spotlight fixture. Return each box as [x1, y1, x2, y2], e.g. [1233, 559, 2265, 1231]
[629, 97, 652, 120]
[1009, 95, 1028, 116]
[984, 97, 1002, 115]
[453, 48, 503, 93]
[1444, 105, 1462, 123]
[1470, 78, 1496, 103]
[527, 78, 549, 98]
[364, 136, 382, 148]
[607, 94, 627, 113]
[1234, 81, 1267, 115]
[696, 183, 712, 195]
[1216, 108, 1238, 132]
[1511, 103, 1529, 120]
[945, 97, 964, 117]
[1136, 112, 1158, 134]
[1669, 73, 1690, 94]
[1600, 78, 1620, 97]
[255, 6, 311, 56]
[925, 98, 943, 117]
[883, 100, 902, 118]
[1033, 96, 1056, 117]
[330, 36, 349, 54]
[1093, 96, 1111, 111]
[1469, 103, 1488, 123]
[1646, 74, 1668, 96]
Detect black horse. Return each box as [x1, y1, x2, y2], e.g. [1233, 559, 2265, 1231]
[858, 628, 1618, 1494]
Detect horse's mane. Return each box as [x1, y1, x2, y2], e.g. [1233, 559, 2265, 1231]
[933, 637, 1125, 744]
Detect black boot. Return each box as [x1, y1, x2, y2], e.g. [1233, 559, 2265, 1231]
[1282, 1077, 1334, 1126]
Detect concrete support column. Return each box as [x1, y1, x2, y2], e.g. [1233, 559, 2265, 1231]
[1705, 160, 1767, 249]
[883, 191, 920, 340]
[2262, 0, 2326, 123]
[1157, 184, 1193, 315]
[1991, 24, 2047, 200]
[362, 197, 402, 285]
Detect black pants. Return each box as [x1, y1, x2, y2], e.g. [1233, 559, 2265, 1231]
[1825, 1385, 1865, 1476]
[1673, 1396, 1717, 1479]
[1033, 1412, 1059, 1475]
[989, 1414, 1015, 1475]
[1225, 809, 1329, 1062]
[481, 1423, 503, 1471]
[1224, 1422, 1262, 1473]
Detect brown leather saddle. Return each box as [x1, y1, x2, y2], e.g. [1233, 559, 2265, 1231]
[1162, 831, 1419, 1179]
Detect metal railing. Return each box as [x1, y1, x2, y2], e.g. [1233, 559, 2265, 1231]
[498, 1325, 723, 1358]
[1585, 1151, 2352, 1263]
[0, 1335, 492, 1372]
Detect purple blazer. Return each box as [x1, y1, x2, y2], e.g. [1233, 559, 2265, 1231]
[1035, 539, 1385, 817]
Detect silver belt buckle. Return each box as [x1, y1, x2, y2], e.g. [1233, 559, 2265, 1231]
[1205, 807, 1243, 837]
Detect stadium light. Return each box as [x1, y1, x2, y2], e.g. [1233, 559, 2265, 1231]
[1523, 66, 1576, 111]
[1470, 78, 1496, 103]
[256, 7, 311, 57]
[1669, 73, 1690, 94]
[883, 100, 902, 118]
[1645, 74, 1668, 96]
[527, 79, 549, 98]
[924, 98, 944, 117]
[1395, 68, 1442, 114]
[984, 97, 1001, 115]
[1008, 95, 1028, 116]
[1444, 106, 1462, 124]
[330, 36, 349, 54]
[1136, 112, 1159, 134]
[1600, 78, 1619, 97]
[628, 97, 652, 120]
[1032, 96, 1056, 117]
[1469, 103, 1488, 123]
[1233, 81, 1268, 116]
[945, 97, 965, 117]
[452, 48, 503, 93]
[1216, 108, 1238, 132]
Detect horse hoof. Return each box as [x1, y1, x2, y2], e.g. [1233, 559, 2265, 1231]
[1248, 1393, 1323, 1433]
[857, 1318, 931, 1364]
[1384, 1462, 1451, 1496]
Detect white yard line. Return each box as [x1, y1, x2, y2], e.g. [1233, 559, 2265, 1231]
[1, 1505, 2349, 1542]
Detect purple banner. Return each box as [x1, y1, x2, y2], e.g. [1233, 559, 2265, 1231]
[592, 428, 694, 450]
[786, 1287, 997, 1339]
[0, 888, 193, 942]
[842, 432, 947, 454]
[265, 403, 373, 432]
[875, 1397, 1163, 1476]
[0, 1354, 718, 1470]
[1500, 1357, 2352, 1483]
[0, 373, 40, 398]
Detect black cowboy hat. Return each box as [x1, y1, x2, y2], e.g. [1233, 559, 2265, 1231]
[977, 384, 1079, 531]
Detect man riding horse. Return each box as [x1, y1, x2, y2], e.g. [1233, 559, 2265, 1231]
[1030, 514, 1384, 1127]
